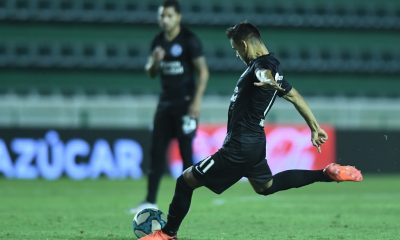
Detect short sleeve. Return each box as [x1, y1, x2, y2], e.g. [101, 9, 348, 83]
[253, 54, 292, 97]
[277, 78, 292, 97]
[188, 34, 203, 59]
[254, 67, 292, 97]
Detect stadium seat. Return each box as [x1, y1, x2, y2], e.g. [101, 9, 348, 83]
[0, 0, 399, 99]
[0, 0, 7, 19]
[11, 0, 33, 20]
[13, 43, 35, 67]
[34, 0, 57, 21]
[0, 0, 398, 30]
[0, 43, 7, 65]
[0, 39, 398, 75]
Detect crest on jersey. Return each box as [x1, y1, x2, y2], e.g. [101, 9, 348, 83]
[170, 44, 183, 57]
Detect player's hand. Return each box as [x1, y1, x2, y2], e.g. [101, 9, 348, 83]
[253, 70, 285, 92]
[188, 100, 201, 118]
[311, 128, 328, 153]
[152, 46, 165, 63]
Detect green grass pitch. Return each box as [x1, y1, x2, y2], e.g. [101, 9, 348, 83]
[1, 175, 399, 240]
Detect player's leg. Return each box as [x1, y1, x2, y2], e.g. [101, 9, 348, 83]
[248, 160, 362, 196]
[141, 152, 244, 239]
[177, 133, 194, 170]
[165, 152, 243, 235]
[249, 169, 332, 196]
[130, 109, 174, 214]
[140, 166, 202, 240]
[161, 166, 203, 237]
[176, 111, 197, 170]
[145, 108, 175, 204]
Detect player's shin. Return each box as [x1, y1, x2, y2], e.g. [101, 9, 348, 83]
[260, 170, 332, 195]
[162, 175, 194, 236]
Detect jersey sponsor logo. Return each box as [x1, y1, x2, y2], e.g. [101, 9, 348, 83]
[170, 43, 183, 57]
[161, 61, 184, 75]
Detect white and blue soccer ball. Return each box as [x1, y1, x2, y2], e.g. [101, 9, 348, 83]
[132, 208, 167, 238]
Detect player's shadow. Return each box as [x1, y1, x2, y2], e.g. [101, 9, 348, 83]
[68, 235, 204, 240]
[81, 237, 200, 240]
[80, 237, 131, 240]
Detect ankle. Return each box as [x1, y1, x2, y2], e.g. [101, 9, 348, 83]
[162, 228, 177, 237]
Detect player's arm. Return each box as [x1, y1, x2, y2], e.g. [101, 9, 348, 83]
[282, 88, 328, 152]
[254, 69, 327, 152]
[189, 56, 209, 118]
[145, 46, 165, 78]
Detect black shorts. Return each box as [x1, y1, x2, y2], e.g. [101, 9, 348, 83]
[192, 141, 272, 194]
[154, 102, 197, 139]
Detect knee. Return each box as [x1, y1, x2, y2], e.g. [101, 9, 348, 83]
[176, 175, 192, 193]
[182, 167, 202, 189]
[254, 179, 273, 196]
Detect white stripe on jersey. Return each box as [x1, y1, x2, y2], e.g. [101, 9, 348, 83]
[263, 89, 278, 117]
[260, 82, 282, 127]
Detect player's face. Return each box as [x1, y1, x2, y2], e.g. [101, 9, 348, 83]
[230, 39, 248, 65]
[158, 6, 181, 32]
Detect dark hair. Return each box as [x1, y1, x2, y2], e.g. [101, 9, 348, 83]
[162, 0, 181, 13]
[226, 22, 262, 43]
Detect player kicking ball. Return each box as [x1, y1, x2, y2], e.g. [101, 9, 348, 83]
[140, 22, 363, 240]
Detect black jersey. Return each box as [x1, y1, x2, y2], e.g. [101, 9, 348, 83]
[225, 54, 292, 145]
[150, 27, 203, 105]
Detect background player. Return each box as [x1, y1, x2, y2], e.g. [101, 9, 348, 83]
[130, 0, 209, 214]
[140, 22, 363, 240]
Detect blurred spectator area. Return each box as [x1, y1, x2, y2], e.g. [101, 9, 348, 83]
[0, 0, 399, 128]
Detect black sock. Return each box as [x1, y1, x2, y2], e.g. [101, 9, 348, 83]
[145, 170, 163, 204]
[263, 170, 332, 195]
[162, 175, 193, 236]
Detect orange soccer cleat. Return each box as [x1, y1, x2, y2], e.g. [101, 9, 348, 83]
[324, 163, 363, 182]
[139, 230, 177, 240]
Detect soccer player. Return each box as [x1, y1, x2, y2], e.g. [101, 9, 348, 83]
[140, 22, 363, 240]
[130, 0, 209, 214]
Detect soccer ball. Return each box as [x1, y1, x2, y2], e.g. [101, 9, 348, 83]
[132, 208, 167, 238]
